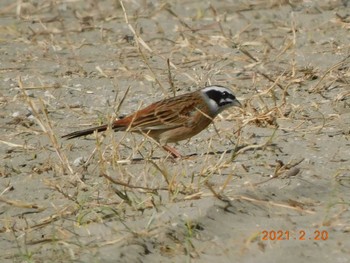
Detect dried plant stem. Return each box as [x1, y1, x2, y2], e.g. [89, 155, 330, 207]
[18, 77, 79, 181]
[309, 55, 350, 93]
[0, 196, 44, 210]
[119, 0, 166, 95]
[236, 195, 315, 214]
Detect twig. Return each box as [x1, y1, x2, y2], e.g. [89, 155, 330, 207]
[309, 55, 350, 93]
[18, 77, 85, 185]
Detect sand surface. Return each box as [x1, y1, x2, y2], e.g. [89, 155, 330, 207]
[1, 0, 349, 262]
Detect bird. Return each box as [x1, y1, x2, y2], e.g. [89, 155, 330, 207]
[62, 85, 242, 158]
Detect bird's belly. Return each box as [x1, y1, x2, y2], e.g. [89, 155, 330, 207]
[157, 117, 212, 144]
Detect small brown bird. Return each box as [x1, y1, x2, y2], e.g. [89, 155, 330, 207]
[62, 85, 241, 158]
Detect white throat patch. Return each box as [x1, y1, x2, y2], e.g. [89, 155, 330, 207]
[205, 96, 220, 114]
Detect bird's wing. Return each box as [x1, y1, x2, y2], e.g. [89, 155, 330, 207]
[124, 95, 202, 131]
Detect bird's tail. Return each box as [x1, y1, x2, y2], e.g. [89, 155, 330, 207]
[62, 124, 110, 140]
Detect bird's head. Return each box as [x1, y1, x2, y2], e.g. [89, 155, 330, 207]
[200, 85, 242, 115]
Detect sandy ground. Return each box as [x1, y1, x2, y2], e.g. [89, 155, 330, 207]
[1, 0, 349, 262]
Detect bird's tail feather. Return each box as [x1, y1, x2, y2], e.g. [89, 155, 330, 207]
[62, 124, 110, 140]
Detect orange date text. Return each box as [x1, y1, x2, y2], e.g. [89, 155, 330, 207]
[261, 230, 328, 241]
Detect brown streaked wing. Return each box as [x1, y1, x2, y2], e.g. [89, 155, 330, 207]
[129, 93, 200, 130]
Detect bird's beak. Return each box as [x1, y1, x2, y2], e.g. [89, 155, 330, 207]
[233, 99, 242, 108]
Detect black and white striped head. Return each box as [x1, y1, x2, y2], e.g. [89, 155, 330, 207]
[200, 85, 241, 115]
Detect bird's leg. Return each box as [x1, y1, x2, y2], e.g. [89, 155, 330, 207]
[162, 145, 182, 158]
